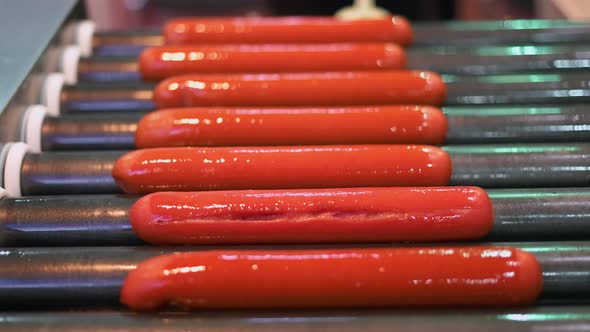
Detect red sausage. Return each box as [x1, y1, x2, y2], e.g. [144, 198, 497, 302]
[163, 16, 412, 45]
[140, 43, 406, 81]
[130, 187, 493, 245]
[112, 145, 451, 194]
[120, 246, 542, 311]
[153, 71, 446, 108]
[135, 105, 447, 148]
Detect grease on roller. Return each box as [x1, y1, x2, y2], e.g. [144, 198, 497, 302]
[120, 246, 542, 311]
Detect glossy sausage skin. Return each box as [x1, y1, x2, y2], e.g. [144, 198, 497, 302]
[154, 71, 446, 108]
[135, 106, 447, 148]
[112, 145, 451, 194]
[131, 187, 493, 245]
[140, 44, 406, 81]
[163, 16, 412, 45]
[121, 246, 542, 311]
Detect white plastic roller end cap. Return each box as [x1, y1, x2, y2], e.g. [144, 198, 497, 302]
[0, 143, 13, 189]
[22, 105, 47, 153]
[77, 21, 96, 57]
[42, 73, 64, 116]
[4, 142, 31, 197]
[60, 45, 80, 85]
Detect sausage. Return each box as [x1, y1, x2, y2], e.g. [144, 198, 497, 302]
[135, 105, 447, 148]
[139, 43, 406, 81]
[153, 71, 446, 108]
[120, 246, 542, 310]
[112, 145, 451, 194]
[163, 16, 412, 45]
[130, 187, 493, 245]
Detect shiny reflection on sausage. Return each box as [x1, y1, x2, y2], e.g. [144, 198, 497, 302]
[135, 106, 447, 148]
[120, 246, 542, 311]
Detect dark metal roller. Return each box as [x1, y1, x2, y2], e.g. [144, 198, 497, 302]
[0, 194, 140, 246]
[411, 20, 590, 47]
[93, 44, 148, 57]
[92, 28, 162, 54]
[20, 150, 126, 195]
[2, 306, 590, 332]
[444, 73, 590, 105]
[91, 28, 159, 57]
[77, 56, 141, 83]
[412, 19, 583, 31]
[60, 83, 154, 113]
[41, 113, 140, 151]
[443, 105, 590, 144]
[89, 20, 590, 56]
[410, 43, 590, 56]
[59, 73, 590, 113]
[0, 242, 588, 306]
[408, 50, 590, 75]
[38, 105, 590, 151]
[14, 143, 590, 195]
[486, 188, 590, 241]
[445, 143, 590, 188]
[445, 71, 590, 86]
[0, 188, 589, 246]
[77, 48, 590, 84]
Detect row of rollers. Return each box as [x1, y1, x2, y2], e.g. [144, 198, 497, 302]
[2, 18, 590, 330]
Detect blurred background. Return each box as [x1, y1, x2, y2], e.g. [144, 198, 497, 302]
[80, 0, 588, 31]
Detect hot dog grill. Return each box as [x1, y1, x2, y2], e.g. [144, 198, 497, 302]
[2, 0, 590, 330]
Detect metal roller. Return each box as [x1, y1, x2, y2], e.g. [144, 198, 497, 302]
[92, 28, 162, 56]
[411, 43, 590, 56]
[41, 113, 140, 151]
[4, 143, 588, 195]
[59, 73, 590, 114]
[2, 306, 590, 332]
[446, 71, 590, 86]
[444, 73, 590, 105]
[443, 105, 590, 144]
[60, 82, 154, 113]
[20, 150, 125, 195]
[88, 20, 590, 56]
[486, 188, 590, 241]
[37, 105, 590, 151]
[412, 19, 584, 31]
[412, 23, 590, 47]
[74, 48, 590, 84]
[408, 49, 590, 75]
[0, 188, 589, 246]
[0, 194, 139, 246]
[77, 56, 140, 83]
[0, 242, 588, 306]
[445, 143, 590, 188]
